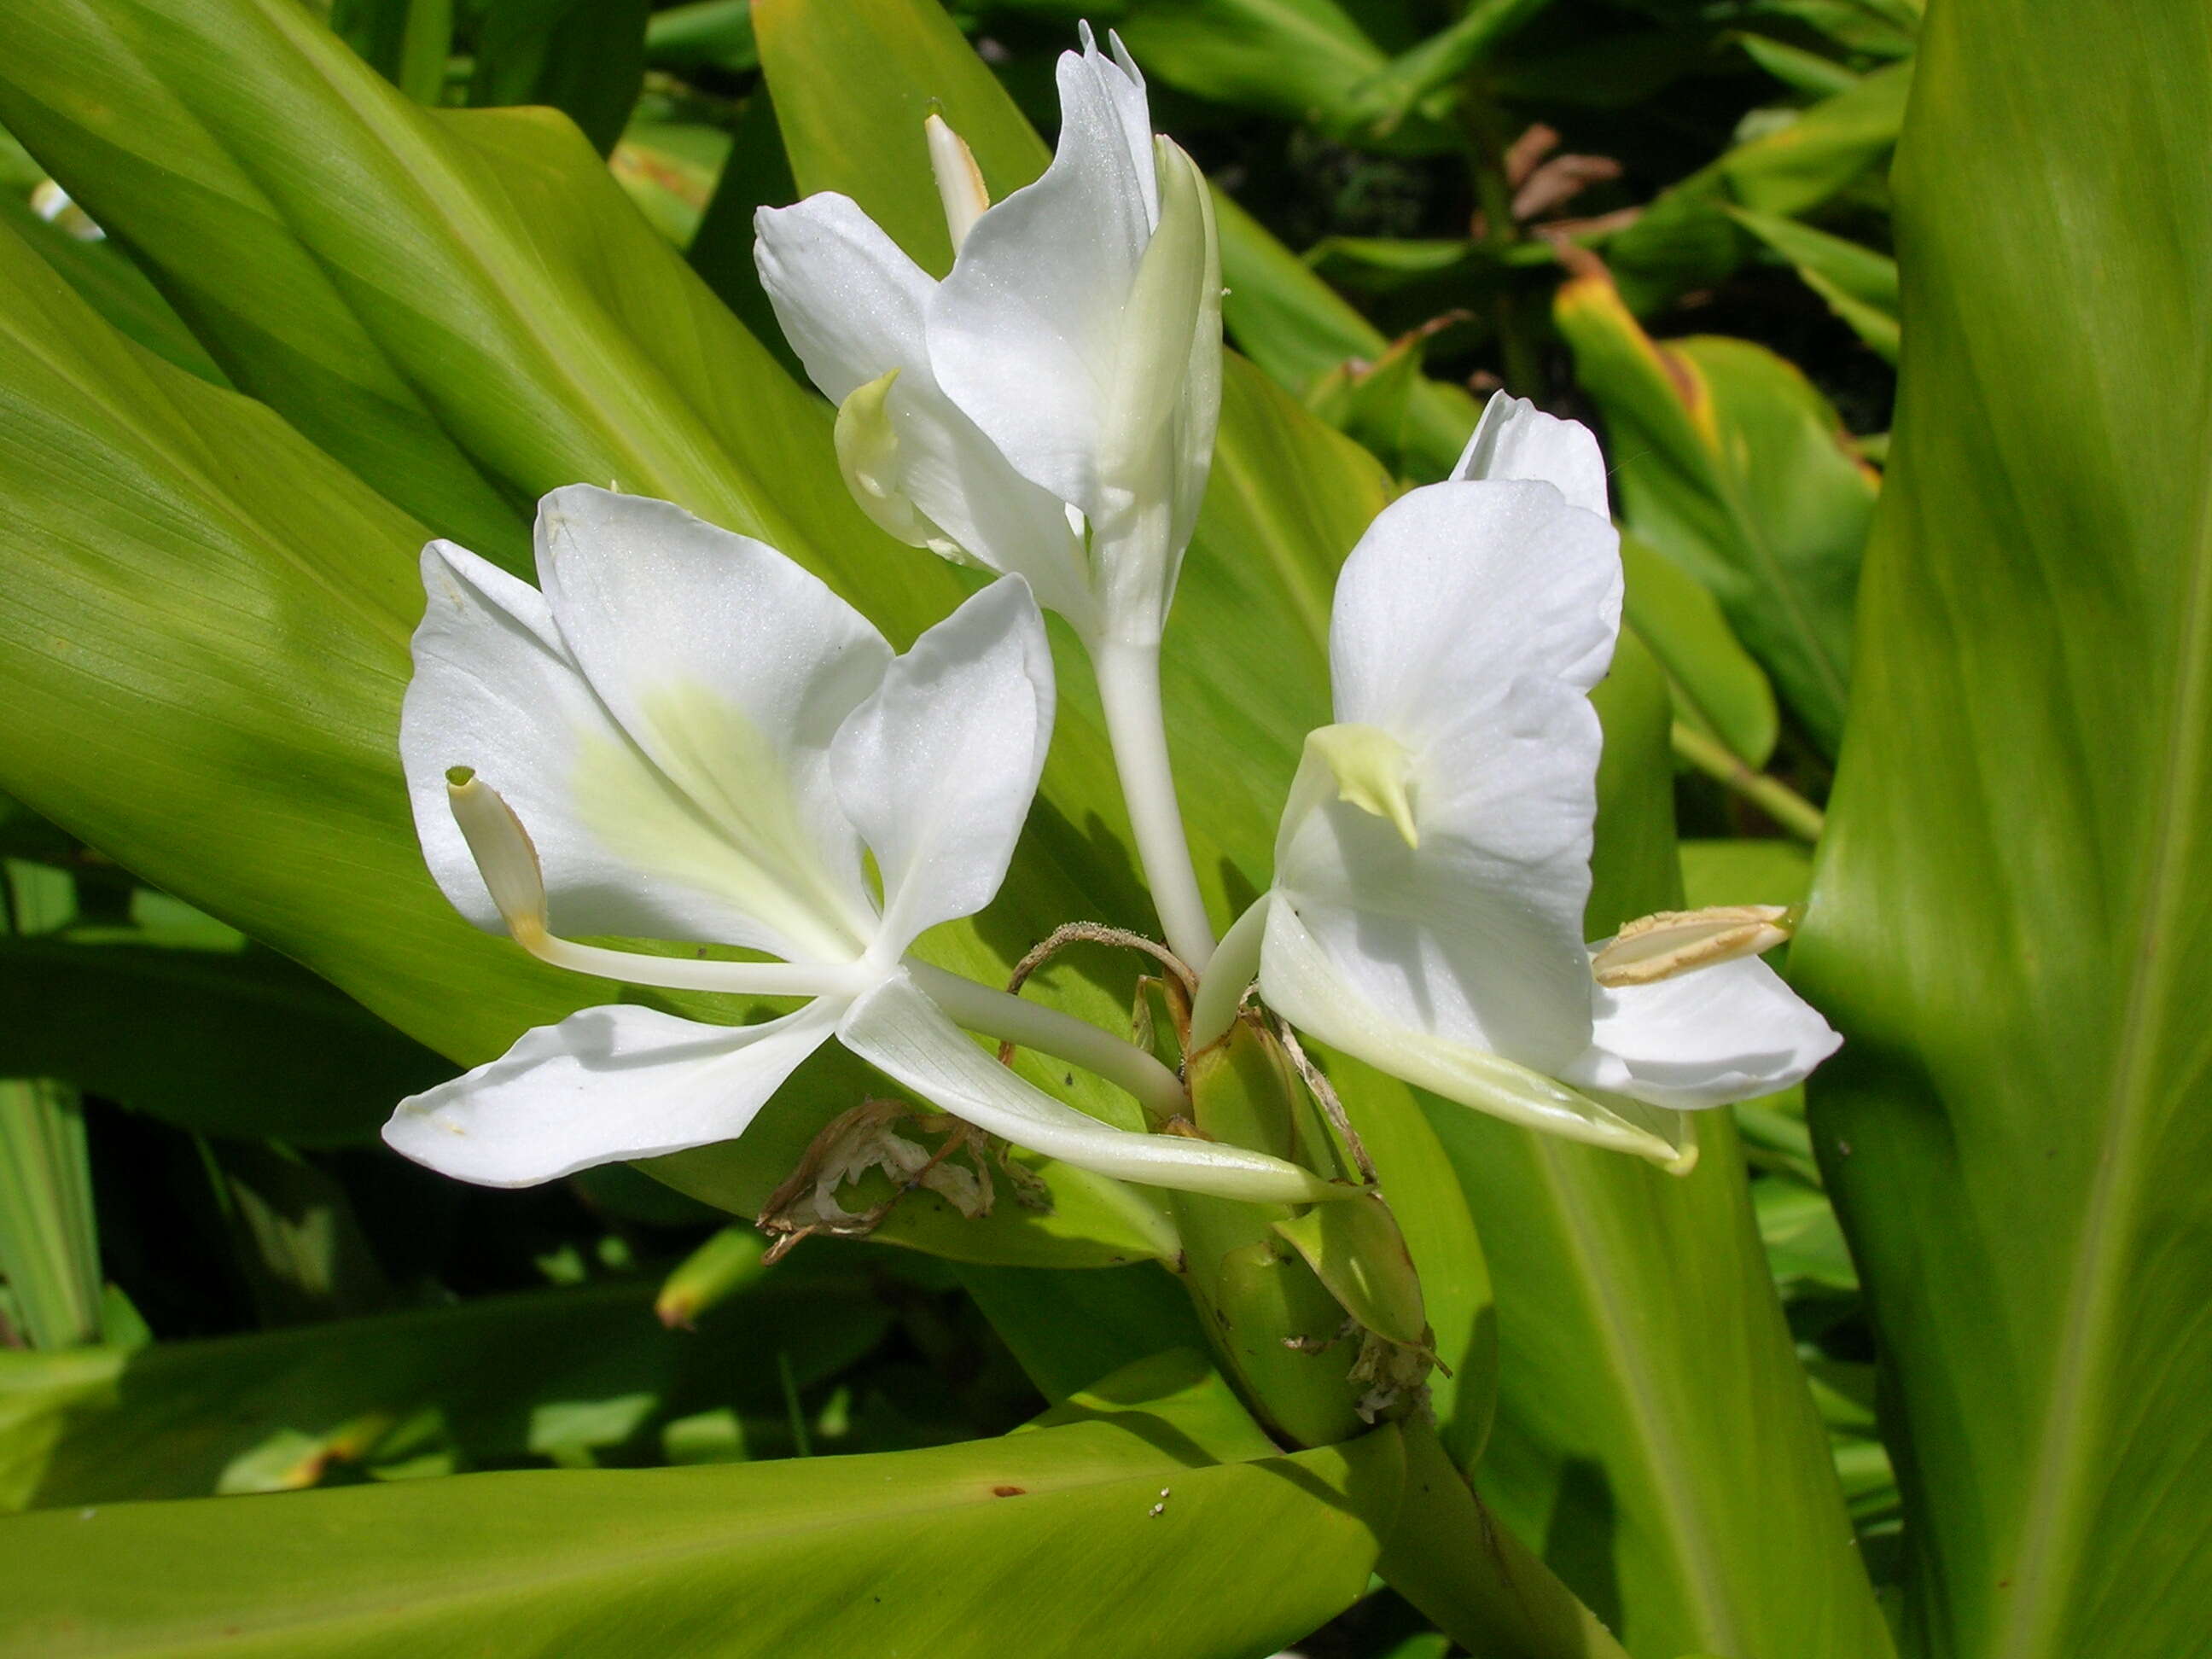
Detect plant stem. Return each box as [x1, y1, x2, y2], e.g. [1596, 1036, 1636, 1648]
[1381, 1418, 1634, 1659]
[1671, 720, 1827, 842]
[907, 961, 1188, 1122]
[1092, 638, 1218, 970]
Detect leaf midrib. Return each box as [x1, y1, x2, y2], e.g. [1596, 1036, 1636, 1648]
[1993, 436, 2212, 1657]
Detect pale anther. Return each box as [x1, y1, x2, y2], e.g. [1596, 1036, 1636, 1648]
[1592, 905, 1797, 987]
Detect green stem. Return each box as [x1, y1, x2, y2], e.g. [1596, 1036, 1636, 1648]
[1671, 720, 1827, 842]
[907, 961, 1189, 1123]
[1381, 1418, 1634, 1659]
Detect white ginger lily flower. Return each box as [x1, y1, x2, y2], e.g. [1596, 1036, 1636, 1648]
[1193, 396, 1839, 1168]
[752, 25, 1220, 650]
[383, 486, 1332, 1205]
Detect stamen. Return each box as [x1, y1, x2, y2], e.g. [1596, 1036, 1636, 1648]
[444, 771, 866, 1001]
[925, 114, 990, 253]
[1592, 905, 1797, 987]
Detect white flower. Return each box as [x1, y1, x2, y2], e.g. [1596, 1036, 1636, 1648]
[753, 26, 1220, 649]
[383, 486, 1331, 1204]
[1203, 396, 1838, 1167]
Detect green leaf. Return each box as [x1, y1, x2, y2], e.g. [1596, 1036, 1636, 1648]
[2, 1270, 893, 1511]
[1326, 0, 1557, 142]
[953, 1261, 1211, 1406]
[1732, 32, 1861, 100]
[1728, 207, 1900, 364]
[1790, 0, 2212, 1650]
[1608, 61, 1911, 312]
[0, 1355, 1403, 1659]
[0, 219, 585, 1073]
[1557, 267, 1877, 754]
[0, 191, 224, 384]
[1623, 531, 1781, 770]
[1214, 189, 1482, 480]
[202, 1143, 394, 1326]
[470, 0, 650, 156]
[0, 934, 450, 1145]
[1110, 0, 1392, 126]
[0, 1080, 101, 1350]
[683, 85, 801, 378]
[330, 0, 455, 104]
[645, 0, 759, 75]
[1679, 839, 1811, 912]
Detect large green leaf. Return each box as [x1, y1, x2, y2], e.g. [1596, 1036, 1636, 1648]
[1557, 267, 1877, 755]
[469, 0, 650, 157]
[0, 931, 449, 1145]
[1790, 0, 2212, 1652]
[0, 1353, 1404, 1658]
[0, 220, 583, 1063]
[1, 1267, 892, 1511]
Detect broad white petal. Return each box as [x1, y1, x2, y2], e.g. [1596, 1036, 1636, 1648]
[383, 1000, 841, 1187]
[928, 44, 1156, 522]
[753, 193, 936, 403]
[1259, 898, 1683, 1165]
[1274, 480, 1622, 1071]
[831, 578, 1055, 952]
[405, 539, 833, 952]
[1452, 392, 1614, 521]
[1564, 954, 1842, 1109]
[838, 973, 1344, 1203]
[533, 487, 889, 962]
[754, 195, 1097, 627]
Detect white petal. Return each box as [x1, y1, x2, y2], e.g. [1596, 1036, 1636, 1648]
[1259, 898, 1683, 1165]
[1564, 954, 1842, 1109]
[753, 193, 936, 404]
[831, 578, 1055, 953]
[837, 972, 1344, 1203]
[382, 1000, 842, 1187]
[754, 195, 1097, 628]
[405, 539, 834, 953]
[1081, 24, 1160, 224]
[1452, 392, 1614, 521]
[928, 44, 1157, 523]
[532, 486, 890, 963]
[1274, 481, 1622, 1072]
